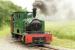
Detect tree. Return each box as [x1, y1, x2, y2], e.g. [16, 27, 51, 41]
[0, 1, 25, 27]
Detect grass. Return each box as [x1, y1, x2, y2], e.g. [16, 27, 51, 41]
[51, 37, 75, 49]
[45, 21, 75, 40]
[45, 21, 75, 49]
[0, 25, 10, 37]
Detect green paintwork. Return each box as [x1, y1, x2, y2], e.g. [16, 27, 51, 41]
[12, 11, 45, 35]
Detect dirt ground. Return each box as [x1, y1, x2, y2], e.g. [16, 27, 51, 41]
[0, 35, 40, 50]
[0, 34, 74, 50]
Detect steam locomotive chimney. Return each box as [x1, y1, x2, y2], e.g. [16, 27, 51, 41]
[33, 7, 37, 18]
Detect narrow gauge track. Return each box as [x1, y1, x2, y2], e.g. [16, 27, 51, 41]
[33, 45, 58, 50]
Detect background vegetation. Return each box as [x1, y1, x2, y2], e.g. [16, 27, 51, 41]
[0, 1, 25, 28]
[45, 21, 75, 49]
[45, 21, 75, 40]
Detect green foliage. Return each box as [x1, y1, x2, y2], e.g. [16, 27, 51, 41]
[45, 21, 75, 41]
[0, 25, 10, 37]
[0, 1, 25, 27]
[45, 21, 75, 49]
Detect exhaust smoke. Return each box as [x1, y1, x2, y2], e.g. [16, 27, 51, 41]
[33, 0, 75, 21]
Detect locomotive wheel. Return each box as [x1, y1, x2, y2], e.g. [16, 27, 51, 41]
[11, 33, 22, 41]
[21, 36, 25, 44]
[18, 35, 22, 42]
